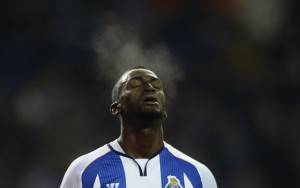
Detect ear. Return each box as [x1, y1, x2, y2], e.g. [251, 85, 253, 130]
[110, 101, 121, 116]
[163, 111, 168, 119]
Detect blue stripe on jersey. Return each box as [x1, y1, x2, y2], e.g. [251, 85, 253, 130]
[160, 148, 203, 188]
[81, 151, 126, 188]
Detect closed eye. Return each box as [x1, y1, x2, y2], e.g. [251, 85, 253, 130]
[128, 78, 143, 88]
[151, 79, 163, 89]
[127, 77, 163, 90]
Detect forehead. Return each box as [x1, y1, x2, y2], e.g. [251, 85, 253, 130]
[119, 69, 159, 82]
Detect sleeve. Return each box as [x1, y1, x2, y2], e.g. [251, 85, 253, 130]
[197, 163, 218, 188]
[60, 157, 83, 188]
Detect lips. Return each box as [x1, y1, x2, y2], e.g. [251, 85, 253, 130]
[141, 95, 159, 105]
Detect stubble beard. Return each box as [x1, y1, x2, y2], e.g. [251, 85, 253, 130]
[123, 109, 166, 129]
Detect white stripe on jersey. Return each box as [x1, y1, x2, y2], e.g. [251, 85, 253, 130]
[184, 173, 193, 188]
[92, 175, 100, 188]
[120, 155, 162, 188]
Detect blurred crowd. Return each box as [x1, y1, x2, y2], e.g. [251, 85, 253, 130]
[1, 0, 299, 187]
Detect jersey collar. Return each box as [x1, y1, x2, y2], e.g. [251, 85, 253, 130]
[108, 139, 166, 158]
[108, 139, 126, 154]
[107, 139, 165, 176]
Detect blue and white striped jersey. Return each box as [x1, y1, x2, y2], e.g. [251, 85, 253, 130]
[61, 139, 217, 188]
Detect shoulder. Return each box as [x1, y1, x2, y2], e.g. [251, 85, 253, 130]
[60, 144, 111, 188]
[164, 142, 218, 188]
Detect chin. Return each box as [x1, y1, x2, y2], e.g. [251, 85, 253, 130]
[138, 111, 165, 119]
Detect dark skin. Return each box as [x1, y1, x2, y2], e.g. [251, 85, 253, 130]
[110, 69, 167, 159]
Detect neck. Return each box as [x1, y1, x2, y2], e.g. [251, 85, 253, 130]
[118, 117, 164, 158]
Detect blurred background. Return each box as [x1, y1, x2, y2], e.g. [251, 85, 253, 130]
[1, 0, 300, 187]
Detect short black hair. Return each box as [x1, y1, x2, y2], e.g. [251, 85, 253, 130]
[111, 66, 147, 102]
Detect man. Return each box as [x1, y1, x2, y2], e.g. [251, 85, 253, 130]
[61, 67, 217, 188]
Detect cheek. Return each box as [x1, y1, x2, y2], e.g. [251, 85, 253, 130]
[122, 90, 142, 106]
[159, 92, 166, 105]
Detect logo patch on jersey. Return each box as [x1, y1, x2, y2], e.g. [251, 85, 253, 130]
[165, 175, 183, 188]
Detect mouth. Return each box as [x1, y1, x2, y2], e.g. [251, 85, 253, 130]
[141, 95, 159, 105]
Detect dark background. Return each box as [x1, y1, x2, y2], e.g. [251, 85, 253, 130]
[1, 0, 300, 187]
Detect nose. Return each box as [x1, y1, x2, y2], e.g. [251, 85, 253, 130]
[144, 82, 155, 92]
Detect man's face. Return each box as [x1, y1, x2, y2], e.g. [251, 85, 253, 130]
[117, 69, 166, 119]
